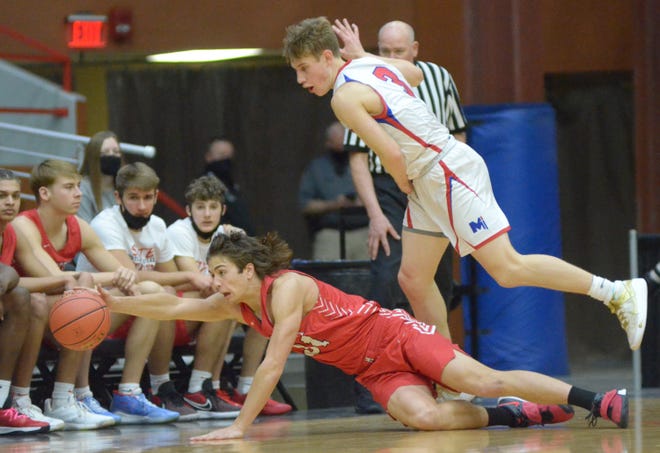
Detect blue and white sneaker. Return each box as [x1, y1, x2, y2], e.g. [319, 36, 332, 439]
[79, 395, 122, 424]
[110, 391, 179, 424]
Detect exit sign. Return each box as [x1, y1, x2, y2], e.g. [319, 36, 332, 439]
[67, 14, 107, 49]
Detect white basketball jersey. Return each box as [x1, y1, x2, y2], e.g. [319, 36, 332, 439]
[334, 57, 455, 179]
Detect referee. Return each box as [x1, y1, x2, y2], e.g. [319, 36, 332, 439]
[344, 20, 468, 414]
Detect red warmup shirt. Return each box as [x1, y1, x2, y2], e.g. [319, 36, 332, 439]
[240, 270, 436, 376]
[19, 209, 82, 270]
[0, 224, 17, 266]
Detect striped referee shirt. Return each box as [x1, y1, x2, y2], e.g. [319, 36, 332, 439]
[343, 60, 468, 175]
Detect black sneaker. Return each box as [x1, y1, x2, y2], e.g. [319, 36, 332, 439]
[183, 379, 241, 420]
[151, 381, 198, 421]
[498, 397, 574, 427]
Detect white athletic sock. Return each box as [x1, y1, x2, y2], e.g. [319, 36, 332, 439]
[237, 376, 254, 395]
[10, 385, 30, 400]
[52, 382, 75, 408]
[118, 383, 142, 396]
[212, 380, 221, 391]
[188, 369, 212, 394]
[0, 379, 10, 407]
[149, 374, 170, 395]
[588, 276, 617, 304]
[74, 386, 93, 400]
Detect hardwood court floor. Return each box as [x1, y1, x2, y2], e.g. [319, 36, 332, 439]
[1, 395, 659, 453]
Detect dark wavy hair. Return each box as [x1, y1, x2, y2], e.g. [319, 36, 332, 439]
[207, 231, 292, 279]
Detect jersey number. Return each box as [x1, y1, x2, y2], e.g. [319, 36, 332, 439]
[373, 67, 415, 97]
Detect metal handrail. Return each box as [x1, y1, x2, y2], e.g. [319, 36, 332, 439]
[0, 121, 156, 158]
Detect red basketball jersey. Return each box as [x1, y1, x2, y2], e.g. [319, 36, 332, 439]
[0, 224, 17, 266]
[20, 209, 82, 270]
[240, 270, 432, 375]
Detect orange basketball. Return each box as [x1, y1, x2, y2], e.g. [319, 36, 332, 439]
[49, 289, 111, 351]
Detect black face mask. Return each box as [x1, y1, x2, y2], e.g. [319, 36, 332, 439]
[205, 159, 234, 188]
[100, 155, 122, 177]
[329, 149, 349, 176]
[190, 217, 220, 240]
[120, 205, 151, 230]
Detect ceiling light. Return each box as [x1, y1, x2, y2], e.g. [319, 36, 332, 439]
[146, 48, 264, 63]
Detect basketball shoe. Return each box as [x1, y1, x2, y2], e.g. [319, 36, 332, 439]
[13, 395, 65, 432]
[231, 389, 293, 416]
[44, 395, 116, 430]
[78, 395, 122, 424]
[586, 389, 628, 429]
[497, 397, 575, 427]
[110, 390, 179, 424]
[184, 379, 241, 419]
[607, 278, 647, 350]
[0, 407, 49, 435]
[150, 381, 198, 421]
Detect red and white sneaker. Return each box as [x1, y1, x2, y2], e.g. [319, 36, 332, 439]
[497, 396, 574, 427]
[0, 407, 50, 435]
[231, 391, 293, 416]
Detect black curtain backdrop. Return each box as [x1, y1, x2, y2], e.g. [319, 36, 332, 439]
[107, 62, 336, 258]
[546, 72, 635, 364]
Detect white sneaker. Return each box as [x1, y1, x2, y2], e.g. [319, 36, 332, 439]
[13, 395, 65, 432]
[44, 396, 115, 430]
[608, 278, 647, 350]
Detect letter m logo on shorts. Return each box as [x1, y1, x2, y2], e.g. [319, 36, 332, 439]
[469, 216, 489, 233]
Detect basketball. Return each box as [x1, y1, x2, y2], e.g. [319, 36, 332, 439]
[49, 288, 111, 351]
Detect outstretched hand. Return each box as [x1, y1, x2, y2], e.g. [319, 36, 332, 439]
[332, 18, 367, 60]
[191, 425, 245, 442]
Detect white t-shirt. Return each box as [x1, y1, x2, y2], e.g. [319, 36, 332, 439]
[76, 205, 174, 271]
[167, 217, 228, 275]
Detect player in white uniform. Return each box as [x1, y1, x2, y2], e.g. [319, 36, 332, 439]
[283, 17, 647, 350]
[167, 176, 292, 415]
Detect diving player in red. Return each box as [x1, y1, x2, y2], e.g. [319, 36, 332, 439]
[101, 231, 628, 441]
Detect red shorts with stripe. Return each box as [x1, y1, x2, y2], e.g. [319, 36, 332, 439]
[356, 324, 460, 410]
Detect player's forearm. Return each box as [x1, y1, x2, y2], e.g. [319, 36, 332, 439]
[379, 152, 410, 192]
[136, 270, 190, 287]
[232, 360, 284, 431]
[18, 275, 70, 293]
[107, 292, 182, 320]
[349, 154, 384, 220]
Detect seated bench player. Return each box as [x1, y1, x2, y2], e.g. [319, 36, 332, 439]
[76, 163, 237, 420]
[12, 160, 179, 427]
[167, 175, 291, 416]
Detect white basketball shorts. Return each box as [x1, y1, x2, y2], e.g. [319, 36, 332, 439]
[403, 141, 511, 256]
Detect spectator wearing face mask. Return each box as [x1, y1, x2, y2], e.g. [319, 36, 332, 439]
[203, 137, 255, 235]
[79, 131, 124, 223]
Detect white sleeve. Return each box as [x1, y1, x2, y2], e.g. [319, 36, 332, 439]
[154, 218, 175, 263]
[167, 223, 196, 258]
[92, 213, 129, 251]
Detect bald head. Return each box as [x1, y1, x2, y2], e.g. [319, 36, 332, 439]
[378, 21, 419, 62]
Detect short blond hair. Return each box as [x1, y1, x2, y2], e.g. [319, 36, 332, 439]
[30, 159, 81, 204]
[282, 17, 340, 63]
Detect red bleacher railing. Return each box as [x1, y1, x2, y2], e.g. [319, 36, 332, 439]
[0, 24, 72, 92]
